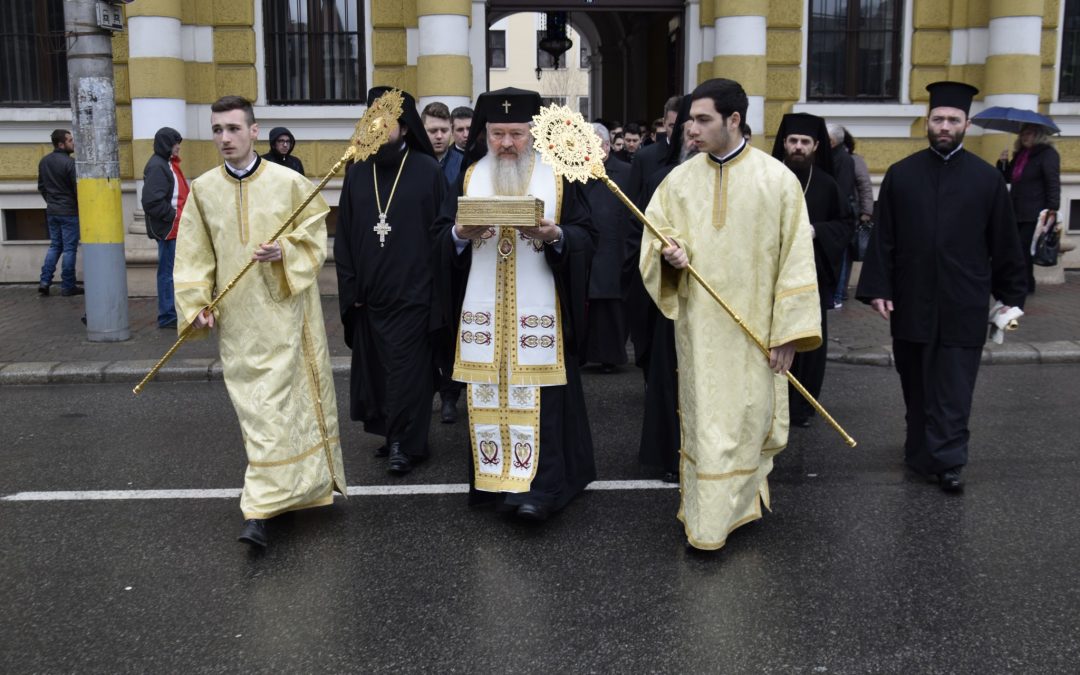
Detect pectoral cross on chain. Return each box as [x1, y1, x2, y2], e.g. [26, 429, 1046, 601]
[501, 100, 512, 114]
[374, 212, 392, 247]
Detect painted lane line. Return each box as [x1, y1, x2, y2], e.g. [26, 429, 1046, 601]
[1, 480, 677, 502]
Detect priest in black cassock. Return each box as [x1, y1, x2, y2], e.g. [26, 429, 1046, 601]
[432, 87, 597, 522]
[335, 87, 448, 475]
[772, 113, 853, 428]
[634, 94, 693, 482]
[582, 122, 631, 371]
[856, 81, 1026, 492]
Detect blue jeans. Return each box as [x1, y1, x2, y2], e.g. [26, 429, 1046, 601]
[156, 238, 177, 326]
[833, 249, 851, 306]
[39, 214, 80, 290]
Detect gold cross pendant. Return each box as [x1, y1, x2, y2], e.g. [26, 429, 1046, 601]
[374, 212, 392, 247]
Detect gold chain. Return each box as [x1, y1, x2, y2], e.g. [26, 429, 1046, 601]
[374, 148, 410, 218]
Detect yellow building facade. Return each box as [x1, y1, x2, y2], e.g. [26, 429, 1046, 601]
[0, 0, 1075, 289]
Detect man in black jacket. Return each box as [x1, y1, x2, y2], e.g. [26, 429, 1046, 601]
[141, 127, 188, 328]
[857, 82, 1026, 493]
[263, 127, 305, 175]
[37, 129, 81, 297]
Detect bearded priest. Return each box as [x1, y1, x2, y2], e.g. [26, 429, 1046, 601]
[432, 87, 598, 522]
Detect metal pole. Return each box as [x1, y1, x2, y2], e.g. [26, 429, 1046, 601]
[65, 0, 130, 341]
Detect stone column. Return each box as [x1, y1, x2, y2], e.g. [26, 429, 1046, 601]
[125, 0, 188, 289]
[984, 0, 1044, 111]
[712, 0, 767, 138]
[416, 0, 473, 110]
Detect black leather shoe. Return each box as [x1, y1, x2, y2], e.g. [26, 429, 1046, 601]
[791, 417, 811, 428]
[60, 286, 85, 296]
[37, 285, 49, 296]
[939, 468, 964, 493]
[238, 519, 268, 547]
[662, 471, 679, 484]
[440, 397, 457, 424]
[374, 444, 389, 458]
[516, 503, 549, 522]
[387, 442, 413, 474]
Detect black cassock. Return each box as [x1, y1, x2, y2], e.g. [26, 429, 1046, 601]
[432, 169, 598, 512]
[788, 165, 853, 424]
[635, 163, 680, 475]
[583, 154, 632, 366]
[856, 148, 1026, 475]
[334, 146, 448, 458]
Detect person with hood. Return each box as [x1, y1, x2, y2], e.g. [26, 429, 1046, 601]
[263, 127, 305, 175]
[771, 113, 853, 428]
[335, 87, 447, 475]
[141, 127, 188, 328]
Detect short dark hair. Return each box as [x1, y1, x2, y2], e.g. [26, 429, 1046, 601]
[422, 102, 450, 121]
[451, 106, 473, 122]
[690, 78, 748, 125]
[211, 95, 255, 125]
[663, 95, 682, 116]
[50, 129, 70, 147]
[624, 122, 644, 137]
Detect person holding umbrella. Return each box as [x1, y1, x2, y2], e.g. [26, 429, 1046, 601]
[972, 106, 1061, 299]
[996, 123, 1060, 298]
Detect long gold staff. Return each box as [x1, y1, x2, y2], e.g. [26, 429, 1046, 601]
[531, 105, 856, 447]
[133, 90, 407, 395]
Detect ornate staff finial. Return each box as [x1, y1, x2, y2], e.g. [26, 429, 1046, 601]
[531, 104, 606, 184]
[349, 88, 405, 161]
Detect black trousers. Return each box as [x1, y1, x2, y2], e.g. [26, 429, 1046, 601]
[1018, 220, 1036, 302]
[789, 304, 828, 422]
[892, 339, 982, 475]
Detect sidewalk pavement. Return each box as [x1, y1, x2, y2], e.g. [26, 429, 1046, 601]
[2, 271, 1078, 385]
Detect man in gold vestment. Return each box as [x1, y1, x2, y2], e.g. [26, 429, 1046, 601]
[640, 79, 821, 550]
[174, 96, 346, 548]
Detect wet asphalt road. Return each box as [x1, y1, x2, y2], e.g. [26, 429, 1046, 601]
[2, 363, 1079, 673]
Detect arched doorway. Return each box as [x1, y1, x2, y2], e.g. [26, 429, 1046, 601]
[485, 2, 684, 126]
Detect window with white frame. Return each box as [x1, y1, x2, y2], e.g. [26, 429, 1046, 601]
[263, 0, 365, 105]
[807, 0, 903, 101]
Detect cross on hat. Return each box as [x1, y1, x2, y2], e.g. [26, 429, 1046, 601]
[502, 100, 512, 114]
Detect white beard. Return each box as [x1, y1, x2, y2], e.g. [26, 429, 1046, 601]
[492, 149, 534, 196]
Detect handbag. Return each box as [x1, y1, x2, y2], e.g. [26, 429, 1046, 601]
[850, 220, 873, 262]
[1033, 225, 1060, 266]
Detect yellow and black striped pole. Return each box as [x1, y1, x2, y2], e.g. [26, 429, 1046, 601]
[66, 0, 130, 341]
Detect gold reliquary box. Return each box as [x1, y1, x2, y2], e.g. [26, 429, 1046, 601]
[456, 196, 545, 228]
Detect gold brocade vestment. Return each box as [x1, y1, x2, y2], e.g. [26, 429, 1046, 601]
[174, 161, 347, 519]
[640, 148, 821, 550]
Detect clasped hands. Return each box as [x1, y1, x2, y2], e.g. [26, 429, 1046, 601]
[454, 217, 562, 243]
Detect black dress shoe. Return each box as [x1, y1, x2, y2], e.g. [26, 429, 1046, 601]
[60, 286, 85, 296]
[37, 285, 49, 296]
[791, 417, 811, 428]
[374, 444, 389, 458]
[440, 397, 457, 424]
[662, 471, 679, 484]
[516, 503, 549, 522]
[939, 468, 964, 493]
[238, 519, 268, 547]
[387, 442, 413, 474]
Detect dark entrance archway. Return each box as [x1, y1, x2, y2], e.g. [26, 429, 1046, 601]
[486, 0, 684, 126]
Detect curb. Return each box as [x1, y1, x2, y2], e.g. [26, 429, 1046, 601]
[2, 343, 1079, 386]
[826, 340, 1080, 367]
[0, 356, 353, 386]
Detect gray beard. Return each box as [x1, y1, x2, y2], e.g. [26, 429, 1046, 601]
[493, 150, 534, 196]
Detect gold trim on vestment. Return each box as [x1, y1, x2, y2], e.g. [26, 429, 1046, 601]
[776, 283, 818, 301]
[301, 313, 346, 495]
[174, 280, 211, 290]
[246, 435, 342, 468]
[242, 491, 336, 520]
[769, 327, 821, 350]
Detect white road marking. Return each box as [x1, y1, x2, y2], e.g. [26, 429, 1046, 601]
[1, 480, 677, 502]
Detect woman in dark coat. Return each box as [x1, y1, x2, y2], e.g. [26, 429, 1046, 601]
[997, 123, 1060, 298]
